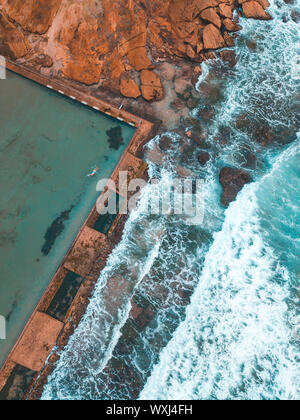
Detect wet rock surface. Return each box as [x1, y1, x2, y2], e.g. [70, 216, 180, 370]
[219, 49, 237, 67]
[219, 166, 252, 207]
[246, 39, 258, 51]
[198, 152, 211, 166]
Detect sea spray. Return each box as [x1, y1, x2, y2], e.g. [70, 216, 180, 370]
[140, 141, 300, 400]
[43, 0, 300, 400]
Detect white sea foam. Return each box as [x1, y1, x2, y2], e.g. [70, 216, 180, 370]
[42, 0, 300, 400]
[140, 0, 300, 400]
[140, 141, 300, 400]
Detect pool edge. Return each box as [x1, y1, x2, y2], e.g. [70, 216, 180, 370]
[0, 59, 160, 400]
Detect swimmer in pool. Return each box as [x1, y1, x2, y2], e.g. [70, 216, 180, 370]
[87, 167, 99, 177]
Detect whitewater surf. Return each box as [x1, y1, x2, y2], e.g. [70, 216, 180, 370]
[42, 0, 300, 400]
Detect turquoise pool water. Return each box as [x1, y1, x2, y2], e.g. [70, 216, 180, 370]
[0, 71, 135, 367]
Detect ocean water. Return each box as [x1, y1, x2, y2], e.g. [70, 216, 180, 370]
[42, 0, 300, 400]
[0, 71, 134, 367]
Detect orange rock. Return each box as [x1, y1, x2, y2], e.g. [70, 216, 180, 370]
[173, 40, 189, 58]
[197, 42, 204, 54]
[168, 0, 198, 22]
[168, 0, 219, 24]
[120, 72, 141, 98]
[257, 0, 270, 9]
[0, 12, 31, 59]
[0, 0, 274, 101]
[63, 60, 103, 86]
[218, 4, 233, 19]
[146, 0, 170, 18]
[239, 0, 270, 5]
[186, 45, 196, 60]
[242, 1, 272, 19]
[203, 24, 226, 49]
[140, 70, 164, 101]
[4, 0, 62, 34]
[119, 32, 147, 57]
[197, 0, 219, 13]
[127, 47, 152, 71]
[174, 21, 198, 40]
[186, 130, 192, 138]
[201, 8, 222, 28]
[108, 50, 126, 80]
[194, 66, 202, 75]
[222, 18, 242, 31]
[29, 54, 53, 69]
[147, 17, 174, 54]
[61, 11, 106, 85]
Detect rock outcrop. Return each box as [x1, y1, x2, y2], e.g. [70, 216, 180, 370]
[219, 49, 237, 67]
[198, 152, 210, 166]
[242, 1, 272, 20]
[0, 12, 31, 59]
[28, 54, 53, 69]
[218, 3, 233, 19]
[201, 8, 222, 28]
[140, 69, 164, 101]
[203, 24, 226, 49]
[0, 0, 272, 100]
[222, 18, 242, 32]
[219, 167, 252, 207]
[120, 72, 141, 99]
[3, 0, 62, 34]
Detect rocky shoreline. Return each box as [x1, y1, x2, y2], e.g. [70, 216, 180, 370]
[0, 0, 272, 98]
[0, 0, 280, 205]
[2, 0, 298, 401]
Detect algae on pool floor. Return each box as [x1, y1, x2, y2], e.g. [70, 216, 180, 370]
[0, 71, 135, 367]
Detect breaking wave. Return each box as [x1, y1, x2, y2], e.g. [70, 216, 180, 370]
[42, 0, 300, 400]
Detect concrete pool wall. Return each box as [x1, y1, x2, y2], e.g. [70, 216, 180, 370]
[0, 59, 159, 400]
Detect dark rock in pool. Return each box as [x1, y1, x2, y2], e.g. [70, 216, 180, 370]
[159, 135, 175, 151]
[106, 126, 124, 150]
[198, 152, 210, 166]
[219, 167, 252, 207]
[42, 206, 74, 256]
